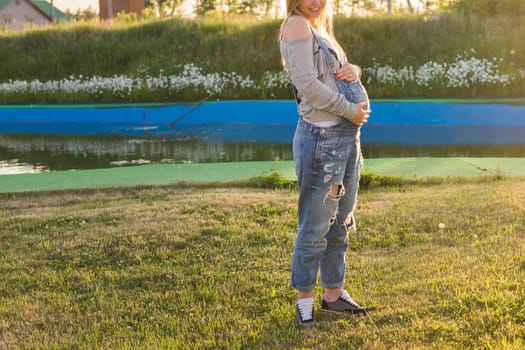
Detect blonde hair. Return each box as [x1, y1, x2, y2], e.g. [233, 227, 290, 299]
[279, 0, 335, 40]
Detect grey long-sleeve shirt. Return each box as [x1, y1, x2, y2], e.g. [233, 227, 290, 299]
[280, 34, 358, 125]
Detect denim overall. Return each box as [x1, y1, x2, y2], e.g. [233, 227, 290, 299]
[311, 29, 370, 108]
[290, 32, 365, 292]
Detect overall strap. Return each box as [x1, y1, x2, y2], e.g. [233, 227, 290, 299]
[309, 26, 340, 69]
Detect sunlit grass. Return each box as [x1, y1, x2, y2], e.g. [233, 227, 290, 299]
[1, 177, 524, 348]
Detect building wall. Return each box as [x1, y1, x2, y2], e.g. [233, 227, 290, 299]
[99, 0, 145, 20]
[0, 0, 50, 30]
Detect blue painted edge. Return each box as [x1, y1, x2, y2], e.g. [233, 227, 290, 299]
[1, 99, 525, 144]
[1, 99, 525, 125]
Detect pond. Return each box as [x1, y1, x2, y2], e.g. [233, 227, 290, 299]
[1, 100, 524, 175]
[2, 133, 525, 175]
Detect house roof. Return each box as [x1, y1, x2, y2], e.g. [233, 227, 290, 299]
[31, 0, 70, 22]
[0, 0, 71, 22]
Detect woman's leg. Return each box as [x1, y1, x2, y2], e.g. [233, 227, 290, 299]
[291, 119, 355, 293]
[319, 134, 369, 314]
[320, 130, 362, 292]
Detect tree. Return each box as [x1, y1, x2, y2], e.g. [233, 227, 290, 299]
[67, 6, 98, 21]
[195, 0, 217, 16]
[236, 0, 257, 15]
[261, 0, 274, 17]
[145, 0, 184, 18]
[406, 0, 413, 12]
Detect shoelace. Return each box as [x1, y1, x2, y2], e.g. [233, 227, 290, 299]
[296, 298, 314, 321]
[340, 291, 361, 308]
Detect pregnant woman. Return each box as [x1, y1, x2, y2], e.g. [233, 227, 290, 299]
[279, 0, 372, 326]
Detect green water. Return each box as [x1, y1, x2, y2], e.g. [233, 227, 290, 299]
[1, 133, 525, 175]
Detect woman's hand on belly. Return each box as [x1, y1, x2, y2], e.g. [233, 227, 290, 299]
[335, 63, 362, 82]
[349, 101, 371, 126]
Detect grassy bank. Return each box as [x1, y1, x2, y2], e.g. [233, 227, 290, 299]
[2, 14, 524, 81]
[1, 178, 524, 348]
[0, 14, 524, 102]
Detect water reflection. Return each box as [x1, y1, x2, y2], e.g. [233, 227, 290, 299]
[1, 133, 525, 175]
[0, 134, 294, 174]
[0, 159, 49, 175]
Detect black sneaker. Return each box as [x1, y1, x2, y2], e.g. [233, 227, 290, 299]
[296, 297, 315, 326]
[321, 290, 368, 315]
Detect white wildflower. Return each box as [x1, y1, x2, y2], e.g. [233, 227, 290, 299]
[261, 71, 290, 89]
[415, 61, 446, 87]
[0, 58, 522, 98]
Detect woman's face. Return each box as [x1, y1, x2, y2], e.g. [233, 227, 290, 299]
[298, 0, 326, 23]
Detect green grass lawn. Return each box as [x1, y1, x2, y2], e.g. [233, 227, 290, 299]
[1, 178, 524, 349]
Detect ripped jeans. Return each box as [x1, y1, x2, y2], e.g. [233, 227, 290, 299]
[291, 117, 362, 292]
